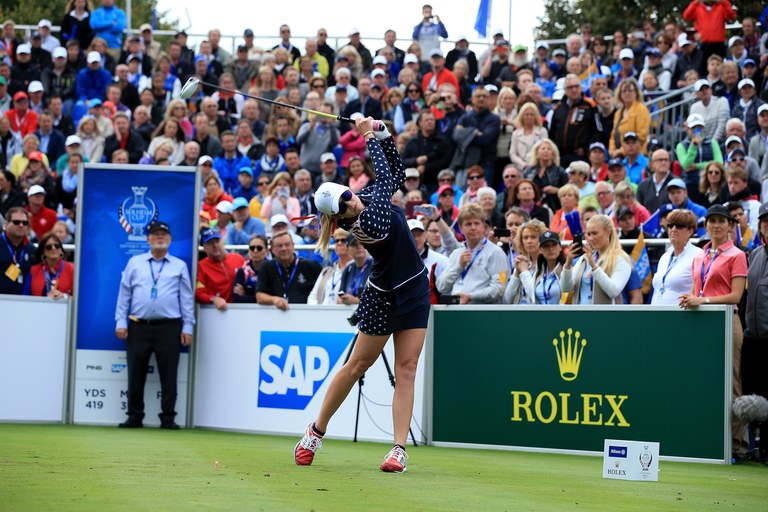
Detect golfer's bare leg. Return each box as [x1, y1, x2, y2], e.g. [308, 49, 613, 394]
[391, 328, 426, 446]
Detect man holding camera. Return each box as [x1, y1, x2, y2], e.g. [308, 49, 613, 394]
[413, 5, 448, 63]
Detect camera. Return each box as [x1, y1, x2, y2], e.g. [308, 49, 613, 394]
[494, 228, 511, 238]
[438, 295, 461, 305]
[278, 187, 290, 199]
[414, 204, 433, 217]
[571, 233, 584, 252]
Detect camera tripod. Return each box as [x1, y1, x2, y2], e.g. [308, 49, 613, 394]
[342, 331, 418, 446]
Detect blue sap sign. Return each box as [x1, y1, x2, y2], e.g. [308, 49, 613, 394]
[258, 331, 351, 410]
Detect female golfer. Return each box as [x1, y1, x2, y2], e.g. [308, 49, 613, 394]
[294, 117, 429, 473]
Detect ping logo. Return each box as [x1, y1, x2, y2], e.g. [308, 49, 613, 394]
[258, 331, 351, 410]
[553, 328, 587, 381]
[609, 446, 628, 458]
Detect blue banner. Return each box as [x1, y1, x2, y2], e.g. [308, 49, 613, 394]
[75, 165, 198, 351]
[474, 0, 492, 38]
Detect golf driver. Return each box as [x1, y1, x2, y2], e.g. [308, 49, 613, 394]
[179, 77, 384, 129]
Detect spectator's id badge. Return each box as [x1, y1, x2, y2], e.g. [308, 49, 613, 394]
[151, 286, 158, 300]
[5, 263, 21, 283]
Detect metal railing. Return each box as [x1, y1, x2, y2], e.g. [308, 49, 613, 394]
[644, 85, 696, 151]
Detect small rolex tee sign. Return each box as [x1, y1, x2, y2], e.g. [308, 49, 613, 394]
[602, 439, 660, 481]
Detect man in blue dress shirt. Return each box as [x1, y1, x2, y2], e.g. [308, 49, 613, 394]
[115, 221, 195, 429]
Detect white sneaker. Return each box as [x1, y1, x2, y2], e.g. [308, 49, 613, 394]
[294, 423, 323, 465]
[380, 445, 408, 473]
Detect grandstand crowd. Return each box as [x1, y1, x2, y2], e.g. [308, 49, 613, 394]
[0, 1, 765, 303]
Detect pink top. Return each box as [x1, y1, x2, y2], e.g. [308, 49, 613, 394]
[690, 240, 747, 300]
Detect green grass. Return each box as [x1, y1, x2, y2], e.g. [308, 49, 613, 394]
[0, 424, 765, 511]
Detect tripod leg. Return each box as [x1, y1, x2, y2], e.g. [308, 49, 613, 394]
[380, 350, 418, 447]
[354, 373, 364, 442]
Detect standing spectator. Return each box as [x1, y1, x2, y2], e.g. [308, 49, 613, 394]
[679, 204, 747, 458]
[523, 139, 567, 213]
[256, 230, 321, 309]
[103, 112, 145, 164]
[731, 79, 764, 142]
[346, 29, 373, 75]
[413, 4, 448, 62]
[673, 34, 704, 89]
[637, 149, 674, 213]
[226, 196, 266, 245]
[445, 35, 478, 81]
[0, 171, 25, 216]
[690, 79, 731, 143]
[22, 231, 74, 298]
[421, 49, 458, 95]
[56, 152, 82, 211]
[748, 105, 768, 174]
[676, 113, 724, 189]
[76, 51, 111, 106]
[196, 228, 244, 309]
[316, 28, 335, 66]
[742, 202, 768, 461]
[89, 0, 125, 60]
[232, 234, 269, 303]
[296, 104, 340, 177]
[682, 0, 736, 63]
[11, 44, 42, 96]
[6, 92, 38, 139]
[0, 206, 34, 294]
[61, 0, 95, 50]
[34, 110, 66, 165]
[455, 87, 501, 183]
[401, 109, 451, 193]
[114, 221, 194, 430]
[25, 184, 57, 237]
[650, 209, 702, 305]
[41, 48, 77, 110]
[609, 79, 651, 158]
[509, 102, 548, 171]
[548, 74, 598, 167]
[214, 131, 252, 194]
[337, 233, 373, 305]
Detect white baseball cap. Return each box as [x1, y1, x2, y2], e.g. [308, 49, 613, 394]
[407, 218, 425, 231]
[535, 41, 549, 50]
[65, 135, 82, 146]
[215, 200, 233, 214]
[370, 69, 386, 78]
[16, 43, 31, 55]
[678, 33, 692, 47]
[728, 36, 743, 48]
[27, 184, 46, 197]
[404, 54, 419, 65]
[372, 55, 387, 66]
[618, 48, 634, 60]
[87, 51, 101, 64]
[270, 213, 291, 227]
[738, 78, 755, 90]
[320, 152, 336, 162]
[758, 104, 768, 116]
[27, 81, 43, 93]
[686, 113, 705, 128]
[38, 19, 52, 29]
[693, 79, 711, 92]
[52, 46, 66, 59]
[315, 182, 350, 215]
[198, 155, 214, 165]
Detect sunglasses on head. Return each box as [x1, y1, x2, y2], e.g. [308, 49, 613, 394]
[10, 219, 29, 226]
[337, 189, 353, 214]
[249, 244, 265, 251]
[45, 243, 62, 250]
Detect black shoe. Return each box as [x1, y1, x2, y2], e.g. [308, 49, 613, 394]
[160, 421, 180, 430]
[118, 420, 143, 428]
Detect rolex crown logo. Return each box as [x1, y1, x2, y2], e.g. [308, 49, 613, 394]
[553, 328, 587, 381]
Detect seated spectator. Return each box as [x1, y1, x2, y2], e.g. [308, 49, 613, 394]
[34, 110, 65, 165]
[725, 147, 763, 198]
[103, 112, 146, 164]
[337, 233, 373, 305]
[0, 170, 25, 216]
[51, 220, 73, 246]
[214, 130, 252, 193]
[256, 230, 322, 310]
[22, 231, 74, 298]
[0, 207, 36, 294]
[594, 181, 616, 217]
[132, 105, 156, 144]
[614, 181, 651, 228]
[727, 201, 755, 251]
[18, 151, 55, 204]
[477, 186, 504, 229]
[201, 174, 234, 221]
[506, 229, 564, 305]
[25, 185, 57, 239]
[510, 178, 550, 224]
[566, 161, 596, 210]
[650, 209, 703, 305]
[6, 91, 39, 139]
[695, 161, 728, 209]
[723, 134, 762, 186]
[260, 171, 300, 225]
[211, 201, 233, 241]
[523, 139, 567, 213]
[434, 184, 459, 225]
[459, 165, 488, 206]
[56, 152, 82, 211]
[436, 203, 508, 304]
[723, 167, 761, 232]
[676, 113, 724, 190]
[235, 118, 264, 165]
[731, 78, 764, 142]
[248, 175, 270, 219]
[233, 234, 269, 303]
[138, 138, 175, 166]
[11, 134, 50, 179]
[232, 167, 258, 202]
[268, 214, 302, 244]
[147, 117, 185, 165]
[509, 102, 548, 171]
[226, 196, 266, 245]
[76, 115, 104, 163]
[343, 156, 375, 193]
[561, 214, 632, 304]
[637, 149, 674, 214]
[195, 228, 245, 309]
[666, 178, 707, 235]
[549, 184, 580, 241]
[689, 79, 730, 143]
[503, 219, 547, 304]
[616, 205, 641, 242]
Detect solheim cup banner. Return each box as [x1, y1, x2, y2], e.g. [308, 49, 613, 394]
[72, 164, 199, 425]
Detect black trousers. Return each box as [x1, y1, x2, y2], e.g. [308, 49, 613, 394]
[741, 335, 768, 454]
[125, 320, 182, 423]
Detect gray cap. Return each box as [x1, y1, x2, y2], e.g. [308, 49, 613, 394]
[758, 202, 768, 221]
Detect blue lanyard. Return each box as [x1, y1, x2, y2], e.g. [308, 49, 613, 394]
[2, 232, 23, 266]
[698, 248, 719, 297]
[350, 259, 370, 296]
[660, 252, 679, 291]
[43, 259, 64, 295]
[461, 238, 488, 279]
[276, 257, 299, 298]
[541, 267, 557, 304]
[149, 259, 166, 299]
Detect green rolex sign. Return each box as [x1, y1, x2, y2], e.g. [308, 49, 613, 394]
[428, 306, 730, 462]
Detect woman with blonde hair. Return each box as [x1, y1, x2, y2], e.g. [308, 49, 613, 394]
[523, 138, 567, 213]
[295, 118, 429, 474]
[609, 78, 651, 157]
[336, 45, 363, 80]
[561, 214, 632, 304]
[503, 219, 547, 304]
[163, 99, 193, 139]
[147, 117, 185, 165]
[383, 88, 404, 122]
[260, 171, 300, 225]
[494, 86, 518, 182]
[76, 115, 104, 163]
[613, 181, 651, 226]
[509, 102, 548, 170]
[549, 183, 580, 241]
[61, 0, 94, 49]
[154, 53, 182, 99]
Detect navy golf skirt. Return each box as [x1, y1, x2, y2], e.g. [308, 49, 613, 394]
[356, 272, 430, 336]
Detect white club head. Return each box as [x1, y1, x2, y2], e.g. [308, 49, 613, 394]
[179, 77, 200, 100]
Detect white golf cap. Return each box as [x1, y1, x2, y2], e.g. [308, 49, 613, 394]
[686, 113, 705, 128]
[738, 78, 755, 90]
[370, 69, 386, 78]
[52, 46, 66, 59]
[27, 184, 46, 197]
[484, 84, 499, 93]
[693, 79, 710, 92]
[65, 135, 82, 146]
[724, 135, 743, 147]
[27, 81, 43, 93]
[429, 48, 444, 58]
[198, 155, 213, 165]
[270, 213, 291, 227]
[618, 48, 634, 60]
[678, 33, 692, 46]
[372, 55, 387, 66]
[87, 51, 101, 64]
[215, 200, 233, 214]
[407, 218, 425, 231]
[728, 36, 743, 48]
[348, 27, 360, 36]
[315, 182, 351, 215]
[16, 43, 31, 55]
[535, 41, 549, 50]
[404, 54, 419, 64]
[758, 104, 768, 115]
[320, 152, 336, 162]
[38, 19, 52, 29]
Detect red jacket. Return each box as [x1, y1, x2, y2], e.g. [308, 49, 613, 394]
[422, 68, 459, 95]
[25, 260, 75, 296]
[196, 252, 245, 304]
[27, 205, 58, 238]
[683, 0, 736, 44]
[6, 109, 39, 138]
